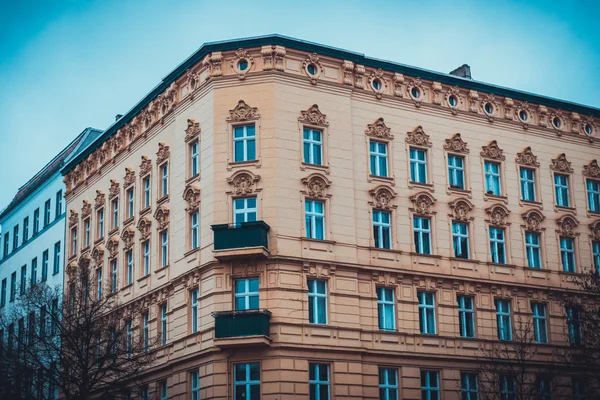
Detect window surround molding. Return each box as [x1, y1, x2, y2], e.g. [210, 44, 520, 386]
[590, 220, 600, 242]
[154, 205, 170, 271]
[514, 101, 533, 129]
[226, 100, 261, 168]
[406, 125, 434, 191]
[123, 168, 136, 226]
[485, 204, 512, 265]
[106, 236, 119, 260]
[302, 52, 324, 84]
[480, 140, 508, 203]
[108, 180, 120, 236]
[68, 210, 79, 261]
[232, 48, 256, 80]
[366, 117, 395, 184]
[480, 93, 500, 121]
[139, 155, 153, 216]
[448, 198, 475, 261]
[120, 226, 135, 252]
[81, 200, 92, 253]
[301, 173, 333, 242]
[550, 153, 575, 212]
[444, 86, 464, 115]
[444, 133, 471, 195]
[137, 216, 152, 241]
[156, 142, 170, 205]
[515, 146, 543, 208]
[94, 190, 106, 210]
[154, 205, 170, 232]
[183, 184, 201, 254]
[226, 170, 262, 223]
[368, 185, 398, 251]
[185, 119, 201, 182]
[521, 209, 547, 271]
[91, 245, 104, 271]
[298, 104, 330, 173]
[556, 214, 580, 274]
[583, 159, 600, 216]
[94, 190, 106, 245]
[409, 191, 438, 257]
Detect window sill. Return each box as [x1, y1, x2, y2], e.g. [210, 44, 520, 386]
[301, 162, 329, 174]
[483, 193, 508, 203]
[449, 257, 479, 264]
[555, 205, 576, 213]
[155, 264, 169, 273]
[121, 283, 133, 290]
[157, 195, 169, 206]
[520, 199, 543, 210]
[186, 175, 201, 185]
[140, 206, 152, 217]
[228, 159, 260, 170]
[303, 237, 336, 245]
[68, 254, 77, 262]
[369, 175, 395, 185]
[81, 246, 91, 254]
[487, 262, 517, 268]
[368, 246, 401, 254]
[94, 237, 105, 246]
[408, 181, 434, 192]
[447, 186, 471, 197]
[410, 252, 442, 259]
[108, 228, 119, 237]
[184, 248, 200, 257]
[123, 216, 135, 227]
[137, 274, 150, 283]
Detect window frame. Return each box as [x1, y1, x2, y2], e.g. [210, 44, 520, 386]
[447, 153, 468, 191]
[190, 370, 200, 400]
[559, 236, 577, 273]
[189, 139, 200, 179]
[232, 123, 257, 163]
[409, 147, 429, 185]
[451, 221, 470, 259]
[378, 367, 399, 400]
[96, 208, 105, 240]
[190, 211, 200, 250]
[420, 370, 440, 400]
[457, 295, 476, 338]
[413, 216, 432, 255]
[305, 199, 326, 240]
[234, 362, 261, 400]
[160, 229, 169, 268]
[111, 197, 119, 232]
[460, 372, 478, 400]
[233, 196, 258, 225]
[495, 299, 512, 341]
[55, 190, 63, 219]
[532, 302, 548, 344]
[483, 160, 503, 197]
[308, 279, 328, 325]
[142, 175, 151, 211]
[369, 139, 389, 178]
[142, 239, 150, 277]
[234, 277, 259, 311]
[190, 288, 199, 334]
[524, 231, 543, 269]
[159, 162, 169, 200]
[53, 241, 61, 275]
[44, 199, 51, 227]
[377, 287, 396, 331]
[418, 291, 437, 335]
[125, 249, 134, 286]
[587, 178, 600, 213]
[303, 127, 324, 166]
[519, 167, 538, 203]
[308, 363, 330, 400]
[373, 209, 392, 249]
[553, 173, 572, 208]
[160, 303, 168, 345]
[489, 226, 507, 264]
[126, 186, 135, 219]
[83, 217, 91, 249]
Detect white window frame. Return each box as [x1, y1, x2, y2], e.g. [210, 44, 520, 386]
[373, 210, 392, 249]
[409, 147, 428, 184]
[233, 124, 256, 162]
[234, 363, 260, 400]
[379, 367, 398, 400]
[143, 176, 151, 209]
[191, 370, 200, 400]
[304, 128, 323, 165]
[71, 227, 77, 256]
[370, 140, 388, 177]
[112, 198, 119, 230]
[190, 289, 198, 333]
[126, 250, 133, 285]
[96, 268, 102, 300]
[520, 167, 536, 202]
[161, 230, 169, 268]
[305, 199, 325, 240]
[309, 363, 330, 400]
[560, 237, 576, 273]
[525, 232, 542, 269]
[484, 161, 502, 196]
[191, 211, 199, 250]
[448, 154, 465, 189]
[160, 163, 169, 198]
[308, 279, 327, 325]
[97, 209, 104, 238]
[495, 299, 512, 341]
[84, 218, 90, 248]
[377, 287, 395, 331]
[234, 278, 259, 311]
[413, 216, 432, 255]
[587, 179, 600, 212]
[554, 173, 570, 207]
[499, 375, 516, 400]
[233, 197, 257, 225]
[452, 221, 470, 259]
[191, 140, 200, 177]
[461, 373, 478, 400]
[489, 227, 506, 264]
[143, 312, 149, 352]
[110, 259, 118, 293]
[421, 370, 440, 400]
[142, 240, 150, 276]
[160, 303, 168, 345]
[127, 187, 134, 218]
[418, 291, 436, 334]
[458, 295, 475, 338]
[532, 303, 548, 344]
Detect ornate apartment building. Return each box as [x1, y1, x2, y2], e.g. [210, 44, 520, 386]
[61, 35, 600, 399]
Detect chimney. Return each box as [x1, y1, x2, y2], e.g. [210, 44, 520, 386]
[115, 114, 123, 121]
[449, 64, 472, 79]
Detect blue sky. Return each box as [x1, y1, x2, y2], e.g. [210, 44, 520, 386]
[0, 0, 599, 209]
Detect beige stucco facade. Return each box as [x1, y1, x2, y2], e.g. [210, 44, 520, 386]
[62, 38, 600, 399]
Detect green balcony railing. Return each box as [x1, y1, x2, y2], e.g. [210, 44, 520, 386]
[213, 309, 272, 339]
[211, 221, 270, 251]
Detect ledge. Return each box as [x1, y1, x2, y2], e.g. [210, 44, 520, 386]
[213, 246, 269, 261]
[214, 335, 272, 349]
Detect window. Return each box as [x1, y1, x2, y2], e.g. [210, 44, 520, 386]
[233, 124, 256, 162]
[373, 210, 392, 249]
[520, 167, 536, 202]
[31, 258, 37, 285]
[379, 368, 398, 400]
[13, 225, 19, 250]
[308, 279, 327, 324]
[495, 299, 512, 341]
[233, 197, 257, 225]
[588, 179, 600, 212]
[554, 174, 570, 207]
[458, 296, 475, 338]
[44, 199, 51, 226]
[142, 312, 149, 352]
[370, 140, 388, 177]
[84, 218, 90, 248]
[421, 370, 440, 400]
[159, 380, 168, 400]
[593, 241, 600, 273]
[566, 307, 582, 346]
[160, 304, 168, 345]
[532, 303, 548, 344]
[190, 140, 200, 176]
[126, 320, 132, 356]
[572, 378, 587, 400]
[409, 148, 427, 183]
[23, 217, 29, 242]
[126, 250, 133, 285]
[452, 222, 469, 259]
[10, 272, 17, 301]
[111, 259, 118, 293]
[41, 250, 49, 282]
[461, 373, 478, 400]
[160, 230, 169, 267]
[234, 363, 260, 400]
[141, 386, 149, 400]
[191, 211, 199, 250]
[413, 216, 431, 255]
[499, 375, 516, 400]
[127, 187, 134, 218]
[97, 209, 104, 239]
[20, 265, 27, 295]
[536, 376, 552, 400]
[142, 240, 150, 276]
[525, 232, 542, 269]
[448, 154, 465, 189]
[55, 190, 63, 218]
[235, 278, 259, 310]
[190, 288, 198, 333]
[309, 363, 330, 400]
[560, 237, 576, 273]
[489, 227, 506, 264]
[377, 287, 395, 331]
[484, 161, 501, 195]
[33, 208, 39, 234]
[112, 198, 119, 230]
[96, 268, 102, 300]
[143, 176, 151, 209]
[71, 227, 77, 256]
[418, 292, 436, 334]
[2, 233, 8, 258]
[305, 200, 325, 240]
[160, 163, 169, 197]
[0, 279, 6, 308]
[304, 128, 323, 165]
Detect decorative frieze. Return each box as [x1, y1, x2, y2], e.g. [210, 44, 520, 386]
[156, 142, 170, 165]
[185, 119, 201, 142]
[203, 51, 223, 78]
[69, 210, 78, 227]
[94, 190, 105, 209]
[231, 49, 254, 80]
[341, 60, 354, 86]
[124, 168, 136, 187]
[137, 217, 152, 240]
[109, 180, 120, 198]
[106, 236, 119, 259]
[183, 184, 201, 212]
[410, 192, 436, 216]
[486, 204, 510, 226]
[154, 206, 170, 231]
[302, 53, 323, 85]
[449, 198, 474, 221]
[590, 220, 600, 240]
[583, 159, 600, 178]
[81, 200, 92, 218]
[557, 214, 579, 237]
[140, 155, 152, 176]
[121, 227, 135, 250]
[91, 245, 104, 267]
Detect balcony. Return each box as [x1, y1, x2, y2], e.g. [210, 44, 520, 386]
[212, 309, 272, 348]
[211, 221, 270, 260]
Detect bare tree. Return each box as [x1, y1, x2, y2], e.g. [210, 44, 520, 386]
[0, 262, 156, 400]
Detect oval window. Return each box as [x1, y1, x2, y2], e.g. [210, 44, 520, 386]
[372, 78, 382, 91]
[410, 87, 420, 99]
[307, 63, 317, 76]
[238, 59, 249, 71]
[584, 123, 593, 135]
[552, 117, 561, 129]
[484, 102, 494, 115]
[448, 95, 458, 108]
[519, 110, 528, 122]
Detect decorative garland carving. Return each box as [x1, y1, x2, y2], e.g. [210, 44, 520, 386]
[369, 186, 396, 210]
[109, 180, 120, 198]
[94, 190, 105, 209]
[69, 210, 78, 227]
[302, 53, 323, 85]
[227, 100, 260, 122]
[123, 123, 138, 142]
[407, 78, 426, 105]
[341, 60, 354, 86]
[590, 220, 600, 241]
[185, 119, 201, 142]
[480, 94, 499, 119]
[444, 133, 468, 153]
[139, 109, 154, 130]
[301, 173, 331, 198]
[91, 245, 104, 267]
[154, 206, 170, 231]
[203, 51, 223, 78]
[81, 200, 92, 218]
[137, 217, 152, 240]
[183, 184, 201, 212]
[140, 155, 152, 176]
[481, 140, 505, 160]
[298, 104, 328, 127]
[550, 153, 573, 173]
[449, 198, 474, 221]
[365, 118, 392, 139]
[124, 168, 136, 187]
[392, 73, 404, 97]
[431, 82, 443, 105]
[121, 227, 135, 250]
[486, 204, 511, 226]
[410, 192, 436, 216]
[515, 147, 539, 167]
[521, 209, 545, 232]
[368, 68, 386, 98]
[106, 236, 119, 259]
[354, 64, 365, 89]
[156, 142, 170, 165]
[227, 170, 260, 195]
[444, 86, 463, 114]
[231, 48, 254, 80]
[406, 126, 432, 147]
[557, 215, 579, 237]
[583, 160, 600, 178]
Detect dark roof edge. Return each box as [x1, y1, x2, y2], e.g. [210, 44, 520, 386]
[61, 34, 600, 175]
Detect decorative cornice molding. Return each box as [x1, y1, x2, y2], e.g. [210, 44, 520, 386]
[481, 140, 505, 160]
[301, 173, 331, 198]
[227, 170, 260, 195]
[583, 159, 600, 178]
[406, 126, 431, 147]
[515, 147, 539, 167]
[365, 118, 392, 139]
[443, 133, 468, 153]
[298, 104, 328, 127]
[227, 100, 260, 122]
[369, 185, 397, 210]
[550, 153, 573, 173]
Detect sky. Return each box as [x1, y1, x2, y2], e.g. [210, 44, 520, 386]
[0, 0, 599, 210]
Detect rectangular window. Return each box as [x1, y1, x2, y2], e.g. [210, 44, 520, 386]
[159, 380, 168, 400]
[536, 376, 552, 400]
[489, 227, 506, 264]
[44, 199, 51, 226]
[413, 216, 431, 255]
[554, 174, 570, 207]
[13, 225, 19, 250]
[126, 319, 132, 356]
[484, 161, 502, 195]
[127, 187, 134, 218]
[495, 299, 512, 341]
[499, 375, 516, 400]
[112, 198, 119, 230]
[23, 217, 29, 242]
[566, 306, 582, 346]
[235, 278, 259, 310]
[458, 295, 475, 338]
[461, 373, 478, 400]
[233, 197, 257, 225]
[111, 259, 118, 293]
[31, 257, 37, 285]
[33, 208, 39, 234]
[161, 163, 169, 197]
[126, 250, 133, 285]
[3, 233, 8, 258]
[448, 154, 465, 189]
[520, 167, 536, 202]
[373, 210, 392, 249]
[41, 250, 49, 281]
[421, 370, 440, 400]
[452, 222, 469, 259]
[409, 148, 427, 184]
[71, 227, 77, 256]
[10, 271, 17, 301]
[560, 237, 576, 273]
[233, 124, 256, 162]
[160, 230, 169, 267]
[588, 179, 600, 213]
[418, 292, 436, 334]
[234, 363, 260, 400]
[369, 140, 388, 177]
[84, 218, 90, 248]
[55, 190, 63, 218]
[525, 232, 542, 269]
[191, 211, 199, 250]
[593, 241, 600, 274]
[304, 128, 323, 165]
[143, 176, 151, 209]
[532, 303, 548, 344]
[142, 312, 149, 352]
[190, 140, 200, 176]
[97, 209, 104, 239]
[190, 288, 198, 333]
[309, 363, 330, 400]
[0, 279, 6, 308]
[305, 199, 325, 240]
[96, 268, 102, 300]
[379, 368, 398, 400]
[572, 378, 587, 400]
[308, 279, 327, 324]
[20, 265, 27, 295]
[142, 240, 150, 276]
[377, 287, 395, 331]
[160, 304, 168, 345]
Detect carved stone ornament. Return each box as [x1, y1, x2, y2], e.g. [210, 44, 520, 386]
[227, 170, 260, 195]
[156, 142, 170, 165]
[91, 245, 104, 267]
[486, 204, 510, 226]
[203, 51, 223, 78]
[78, 255, 90, 269]
[123, 123, 138, 142]
[369, 186, 396, 210]
[550, 153, 573, 173]
[393, 73, 404, 97]
[94, 190, 105, 209]
[227, 100, 260, 122]
[121, 227, 135, 250]
[522, 209, 545, 232]
[480, 94, 499, 118]
[137, 217, 152, 240]
[444, 86, 463, 114]
[480, 140, 505, 160]
[410, 192, 436, 216]
[406, 126, 432, 147]
[354, 64, 365, 89]
[583, 159, 600, 178]
[444, 133, 469, 153]
[298, 104, 328, 127]
[106, 236, 119, 259]
[365, 118, 392, 139]
[449, 198, 474, 221]
[515, 147, 539, 167]
[185, 119, 201, 142]
[590, 220, 600, 240]
[81, 200, 92, 218]
[124, 168, 136, 187]
[301, 173, 331, 198]
[557, 215, 579, 237]
[231, 48, 255, 79]
[342, 60, 354, 86]
[302, 53, 323, 84]
[140, 109, 154, 130]
[140, 155, 152, 176]
[407, 78, 425, 104]
[183, 184, 201, 211]
[109, 179, 120, 198]
[154, 205, 170, 231]
[368, 69, 386, 98]
[69, 210, 78, 227]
